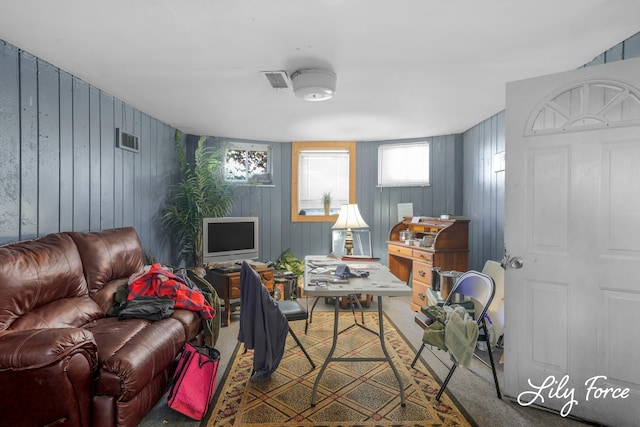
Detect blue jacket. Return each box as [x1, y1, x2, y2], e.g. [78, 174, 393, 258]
[237, 262, 288, 381]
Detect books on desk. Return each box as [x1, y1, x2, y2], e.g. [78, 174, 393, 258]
[340, 256, 380, 262]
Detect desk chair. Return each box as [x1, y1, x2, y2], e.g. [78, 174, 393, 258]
[238, 262, 288, 381]
[411, 270, 502, 401]
[277, 300, 316, 369]
[238, 262, 314, 382]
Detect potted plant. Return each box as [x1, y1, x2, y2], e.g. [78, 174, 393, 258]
[322, 192, 332, 215]
[163, 131, 237, 267]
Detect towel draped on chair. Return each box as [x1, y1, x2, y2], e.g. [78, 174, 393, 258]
[422, 304, 479, 368]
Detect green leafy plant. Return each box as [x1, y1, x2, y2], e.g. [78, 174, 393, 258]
[321, 192, 332, 206]
[273, 249, 304, 278]
[163, 131, 237, 266]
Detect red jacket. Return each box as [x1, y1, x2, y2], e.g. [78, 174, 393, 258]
[128, 263, 215, 320]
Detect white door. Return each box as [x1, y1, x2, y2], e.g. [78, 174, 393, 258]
[504, 56, 640, 426]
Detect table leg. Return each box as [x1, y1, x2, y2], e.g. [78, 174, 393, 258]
[310, 295, 406, 408]
[375, 295, 406, 407]
[223, 297, 230, 327]
[310, 296, 340, 407]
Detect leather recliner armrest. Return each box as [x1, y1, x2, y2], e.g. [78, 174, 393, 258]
[0, 327, 98, 371]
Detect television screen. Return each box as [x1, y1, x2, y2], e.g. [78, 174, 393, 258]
[202, 217, 259, 264]
[207, 221, 255, 252]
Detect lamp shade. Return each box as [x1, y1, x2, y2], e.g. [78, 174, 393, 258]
[332, 204, 369, 230]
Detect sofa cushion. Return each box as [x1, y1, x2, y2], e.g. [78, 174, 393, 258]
[9, 296, 103, 331]
[0, 233, 90, 331]
[93, 278, 130, 314]
[67, 227, 145, 297]
[170, 308, 203, 342]
[84, 317, 185, 400]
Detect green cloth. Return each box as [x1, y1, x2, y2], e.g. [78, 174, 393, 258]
[107, 285, 130, 317]
[444, 305, 479, 368]
[421, 305, 447, 351]
[420, 304, 479, 368]
[186, 269, 221, 348]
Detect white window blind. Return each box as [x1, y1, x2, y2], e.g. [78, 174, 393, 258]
[298, 149, 350, 212]
[378, 141, 430, 187]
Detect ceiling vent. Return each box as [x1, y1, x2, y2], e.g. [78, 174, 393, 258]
[262, 71, 289, 89]
[290, 68, 336, 101]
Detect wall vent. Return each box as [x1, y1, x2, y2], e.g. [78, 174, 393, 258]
[262, 71, 289, 89]
[116, 128, 139, 152]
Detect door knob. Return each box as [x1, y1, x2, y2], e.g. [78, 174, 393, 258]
[508, 256, 524, 269]
[502, 249, 524, 269]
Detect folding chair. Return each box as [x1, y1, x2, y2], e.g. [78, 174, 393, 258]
[277, 300, 316, 369]
[238, 262, 314, 382]
[411, 270, 501, 401]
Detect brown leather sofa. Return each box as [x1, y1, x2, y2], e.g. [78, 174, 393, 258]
[0, 227, 203, 427]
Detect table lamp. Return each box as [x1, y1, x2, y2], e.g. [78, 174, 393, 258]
[332, 204, 369, 256]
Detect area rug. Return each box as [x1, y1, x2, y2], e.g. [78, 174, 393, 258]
[205, 311, 473, 427]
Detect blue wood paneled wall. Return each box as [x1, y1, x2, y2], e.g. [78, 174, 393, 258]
[208, 135, 463, 265]
[462, 112, 505, 271]
[0, 40, 179, 262]
[2, 29, 639, 269]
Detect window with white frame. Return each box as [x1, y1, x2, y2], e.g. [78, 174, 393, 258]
[378, 141, 430, 187]
[224, 142, 272, 184]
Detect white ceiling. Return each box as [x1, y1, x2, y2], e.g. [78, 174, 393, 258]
[1, 1, 640, 142]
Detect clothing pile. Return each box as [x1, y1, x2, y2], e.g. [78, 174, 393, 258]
[127, 263, 216, 319]
[108, 263, 220, 347]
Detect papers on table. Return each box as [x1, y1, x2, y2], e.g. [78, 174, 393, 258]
[347, 263, 381, 270]
[304, 255, 409, 296]
[369, 281, 408, 288]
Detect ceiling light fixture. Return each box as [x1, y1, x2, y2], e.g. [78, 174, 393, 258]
[290, 68, 336, 101]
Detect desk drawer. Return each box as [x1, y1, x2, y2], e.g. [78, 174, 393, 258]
[412, 280, 429, 308]
[228, 270, 273, 297]
[228, 274, 241, 299]
[412, 250, 433, 264]
[412, 260, 432, 285]
[260, 270, 274, 291]
[388, 244, 413, 257]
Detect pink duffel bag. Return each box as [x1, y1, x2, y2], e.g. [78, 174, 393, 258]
[168, 341, 220, 420]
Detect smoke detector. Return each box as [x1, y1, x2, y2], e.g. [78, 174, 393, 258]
[290, 69, 336, 101]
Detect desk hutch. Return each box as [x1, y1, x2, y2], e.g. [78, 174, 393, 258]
[387, 216, 469, 312]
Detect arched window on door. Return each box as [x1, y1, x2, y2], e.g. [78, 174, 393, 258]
[526, 80, 640, 136]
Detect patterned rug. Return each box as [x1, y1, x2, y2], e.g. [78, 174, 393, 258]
[205, 311, 473, 427]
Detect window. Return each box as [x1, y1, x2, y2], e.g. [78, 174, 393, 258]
[224, 142, 272, 184]
[292, 141, 356, 222]
[378, 141, 430, 187]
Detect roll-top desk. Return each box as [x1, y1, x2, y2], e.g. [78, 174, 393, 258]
[387, 216, 469, 312]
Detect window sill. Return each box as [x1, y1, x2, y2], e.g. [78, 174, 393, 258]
[231, 183, 275, 188]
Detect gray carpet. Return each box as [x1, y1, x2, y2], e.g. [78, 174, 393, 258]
[139, 296, 594, 427]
